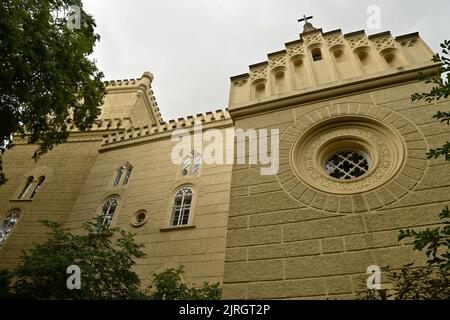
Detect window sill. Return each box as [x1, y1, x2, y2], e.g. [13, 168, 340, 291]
[160, 225, 196, 232]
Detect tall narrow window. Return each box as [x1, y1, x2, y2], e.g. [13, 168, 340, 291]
[180, 151, 202, 176]
[0, 210, 21, 246]
[18, 177, 34, 199]
[112, 162, 133, 187]
[170, 187, 193, 226]
[99, 197, 119, 229]
[181, 155, 191, 176]
[122, 166, 133, 185]
[30, 176, 45, 199]
[113, 167, 124, 187]
[192, 151, 202, 174]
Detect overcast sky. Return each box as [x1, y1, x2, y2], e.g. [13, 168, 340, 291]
[83, 0, 450, 121]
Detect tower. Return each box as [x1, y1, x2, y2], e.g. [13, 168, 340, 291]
[223, 20, 447, 299]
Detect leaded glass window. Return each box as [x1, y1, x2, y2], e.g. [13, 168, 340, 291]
[0, 210, 21, 246]
[113, 163, 133, 187]
[100, 197, 119, 229]
[181, 151, 202, 176]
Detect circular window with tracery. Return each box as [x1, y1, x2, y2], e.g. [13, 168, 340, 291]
[275, 103, 429, 213]
[289, 116, 405, 195]
[324, 151, 370, 180]
[131, 211, 147, 227]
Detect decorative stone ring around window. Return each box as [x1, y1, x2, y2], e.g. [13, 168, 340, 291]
[131, 211, 148, 227]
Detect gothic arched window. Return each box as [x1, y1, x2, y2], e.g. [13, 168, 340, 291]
[99, 197, 119, 229]
[181, 151, 202, 176]
[192, 151, 202, 174]
[113, 162, 133, 187]
[30, 176, 46, 199]
[181, 155, 191, 176]
[123, 165, 133, 185]
[0, 210, 21, 246]
[170, 187, 193, 226]
[18, 177, 34, 199]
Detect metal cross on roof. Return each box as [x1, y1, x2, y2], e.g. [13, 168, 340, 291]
[298, 14, 313, 25]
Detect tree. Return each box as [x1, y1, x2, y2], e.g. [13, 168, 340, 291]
[0, 0, 106, 185]
[148, 265, 222, 300]
[411, 39, 450, 161]
[0, 218, 223, 300]
[1, 218, 146, 299]
[358, 207, 450, 300]
[0, 270, 13, 299]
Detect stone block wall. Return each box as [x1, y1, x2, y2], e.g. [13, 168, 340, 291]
[223, 81, 450, 299]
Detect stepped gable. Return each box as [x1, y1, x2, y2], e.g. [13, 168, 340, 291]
[229, 24, 436, 110]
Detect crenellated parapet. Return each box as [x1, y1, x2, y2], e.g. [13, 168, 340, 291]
[101, 71, 163, 127]
[229, 27, 437, 110]
[100, 109, 232, 150]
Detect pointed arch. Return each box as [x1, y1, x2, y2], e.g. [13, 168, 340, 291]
[113, 162, 133, 187]
[0, 209, 21, 247]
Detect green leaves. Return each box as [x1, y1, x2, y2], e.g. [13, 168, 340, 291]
[359, 208, 450, 300]
[400, 206, 449, 271]
[0, 217, 223, 300]
[411, 40, 450, 104]
[0, 0, 105, 184]
[411, 41, 450, 164]
[148, 265, 222, 300]
[2, 218, 146, 299]
[359, 43, 450, 299]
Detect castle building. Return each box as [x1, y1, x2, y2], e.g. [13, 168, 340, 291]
[1, 20, 449, 299]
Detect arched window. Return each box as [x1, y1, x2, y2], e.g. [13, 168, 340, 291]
[192, 151, 202, 174]
[311, 48, 322, 61]
[113, 163, 133, 187]
[30, 176, 45, 199]
[380, 48, 404, 68]
[253, 81, 266, 99]
[170, 187, 193, 226]
[357, 49, 370, 66]
[99, 197, 119, 229]
[181, 155, 191, 176]
[181, 151, 202, 176]
[113, 167, 124, 187]
[0, 210, 21, 246]
[123, 166, 133, 185]
[18, 177, 34, 199]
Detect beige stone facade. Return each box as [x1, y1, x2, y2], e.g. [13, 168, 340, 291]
[1, 23, 450, 299]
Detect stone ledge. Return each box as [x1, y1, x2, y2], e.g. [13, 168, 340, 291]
[159, 225, 196, 232]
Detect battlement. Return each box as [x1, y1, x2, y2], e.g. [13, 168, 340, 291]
[66, 117, 133, 132]
[100, 109, 232, 148]
[101, 71, 163, 127]
[229, 27, 436, 111]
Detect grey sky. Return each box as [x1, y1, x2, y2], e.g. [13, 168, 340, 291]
[83, 0, 450, 121]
